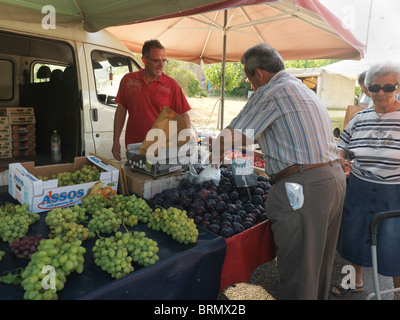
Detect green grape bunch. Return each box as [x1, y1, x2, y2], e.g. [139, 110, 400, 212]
[81, 194, 105, 213]
[102, 194, 153, 223]
[87, 207, 122, 234]
[21, 237, 86, 300]
[92, 231, 134, 279]
[0, 203, 40, 243]
[39, 165, 102, 187]
[127, 231, 159, 267]
[45, 205, 87, 227]
[84, 194, 146, 228]
[92, 229, 160, 279]
[49, 222, 95, 243]
[148, 207, 199, 244]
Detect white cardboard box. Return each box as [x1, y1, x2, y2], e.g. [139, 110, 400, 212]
[0, 107, 34, 116]
[8, 155, 119, 213]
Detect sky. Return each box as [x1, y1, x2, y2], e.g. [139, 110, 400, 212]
[320, 0, 400, 60]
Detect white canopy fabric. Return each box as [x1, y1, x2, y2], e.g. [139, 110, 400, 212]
[108, 0, 365, 64]
[107, 0, 365, 128]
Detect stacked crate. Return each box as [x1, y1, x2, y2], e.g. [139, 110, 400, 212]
[0, 107, 36, 158]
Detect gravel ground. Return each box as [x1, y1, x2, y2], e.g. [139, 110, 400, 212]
[187, 97, 245, 131]
[217, 252, 396, 300]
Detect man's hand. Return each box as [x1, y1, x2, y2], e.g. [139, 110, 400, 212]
[112, 141, 122, 161]
[337, 157, 346, 171]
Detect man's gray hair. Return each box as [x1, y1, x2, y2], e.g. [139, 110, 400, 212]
[365, 61, 400, 86]
[241, 43, 285, 76]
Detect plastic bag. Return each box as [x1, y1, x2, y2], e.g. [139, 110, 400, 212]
[189, 164, 221, 186]
[285, 182, 304, 210]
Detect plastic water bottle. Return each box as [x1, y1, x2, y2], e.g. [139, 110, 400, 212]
[51, 130, 62, 163]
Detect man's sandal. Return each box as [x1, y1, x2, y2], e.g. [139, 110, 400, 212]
[330, 284, 364, 297]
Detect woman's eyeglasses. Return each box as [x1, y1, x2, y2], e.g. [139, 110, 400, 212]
[368, 83, 399, 93]
[145, 56, 168, 64]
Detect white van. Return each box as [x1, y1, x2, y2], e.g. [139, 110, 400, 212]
[0, 19, 141, 178]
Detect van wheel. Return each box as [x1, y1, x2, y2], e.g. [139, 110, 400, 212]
[333, 128, 340, 138]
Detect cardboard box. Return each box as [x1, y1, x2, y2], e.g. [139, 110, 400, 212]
[12, 140, 36, 148]
[0, 125, 11, 134]
[11, 132, 35, 140]
[8, 155, 119, 213]
[124, 165, 187, 199]
[0, 132, 11, 141]
[126, 143, 189, 178]
[11, 124, 35, 132]
[90, 153, 129, 196]
[0, 117, 9, 124]
[0, 149, 12, 158]
[8, 115, 36, 125]
[0, 107, 34, 116]
[12, 148, 36, 157]
[0, 141, 12, 149]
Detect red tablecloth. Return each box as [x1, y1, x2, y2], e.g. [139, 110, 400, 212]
[220, 220, 276, 291]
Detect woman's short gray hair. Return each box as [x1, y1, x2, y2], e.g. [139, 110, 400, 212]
[241, 43, 285, 76]
[365, 61, 400, 86]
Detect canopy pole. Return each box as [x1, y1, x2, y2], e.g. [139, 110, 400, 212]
[218, 9, 227, 130]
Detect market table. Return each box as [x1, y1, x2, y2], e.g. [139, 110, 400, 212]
[0, 189, 276, 299]
[220, 219, 275, 291]
[0, 191, 226, 300]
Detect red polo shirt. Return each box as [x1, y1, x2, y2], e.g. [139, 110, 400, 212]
[115, 69, 191, 145]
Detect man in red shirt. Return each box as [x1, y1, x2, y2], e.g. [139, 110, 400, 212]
[112, 39, 192, 161]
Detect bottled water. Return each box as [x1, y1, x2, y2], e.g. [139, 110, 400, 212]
[51, 130, 61, 163]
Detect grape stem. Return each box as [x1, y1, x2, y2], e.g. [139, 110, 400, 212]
[122, 222, 130, 234]
[95, 230, 104, 240]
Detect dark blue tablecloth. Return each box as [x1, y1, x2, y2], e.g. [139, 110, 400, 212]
[0, 192, 226, 300]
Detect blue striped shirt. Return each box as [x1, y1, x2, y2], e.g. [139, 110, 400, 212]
[229, 70, 338, 175]
[338, 106, 400, 184]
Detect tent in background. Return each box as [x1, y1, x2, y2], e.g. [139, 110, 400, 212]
[322, 57, 400, 79]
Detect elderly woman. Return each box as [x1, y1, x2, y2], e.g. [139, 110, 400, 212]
[332, 61, 400, 299]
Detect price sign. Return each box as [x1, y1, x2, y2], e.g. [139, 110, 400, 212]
[231, 158, 258, 188]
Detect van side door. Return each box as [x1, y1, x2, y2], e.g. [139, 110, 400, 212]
[82, 43, 140, 159]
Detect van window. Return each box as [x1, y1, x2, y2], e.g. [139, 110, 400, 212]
[0, 59, 14, 100]
[91, 50, 139, 106]
[32, 63, 66, 83]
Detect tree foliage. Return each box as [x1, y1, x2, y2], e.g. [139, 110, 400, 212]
[163, 60, 205, 97]
[284, 59, 339, 69]
[202, 62, 245, 91]
[134, 55, 340, 98]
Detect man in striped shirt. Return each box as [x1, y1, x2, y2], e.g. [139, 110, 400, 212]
[209, 44, 346, 299]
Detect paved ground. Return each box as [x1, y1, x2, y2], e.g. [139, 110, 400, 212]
[218, 251, 396, 300]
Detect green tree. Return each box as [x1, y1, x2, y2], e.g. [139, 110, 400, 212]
[163, 60, 204, 97]
[203, 62, 244, 91]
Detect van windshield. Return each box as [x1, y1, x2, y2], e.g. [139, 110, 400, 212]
[92, 50, 139, 106]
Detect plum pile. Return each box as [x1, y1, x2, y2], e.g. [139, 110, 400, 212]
[150, 166, 271, 238]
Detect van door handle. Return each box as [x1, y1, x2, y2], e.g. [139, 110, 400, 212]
[92, 108, 98, 121]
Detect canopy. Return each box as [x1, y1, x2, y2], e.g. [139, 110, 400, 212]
[107, 0, 365, 64]
[0, 0, 292, 32]
[107, 0, 365, 128]
[322, 57, 400, 80]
